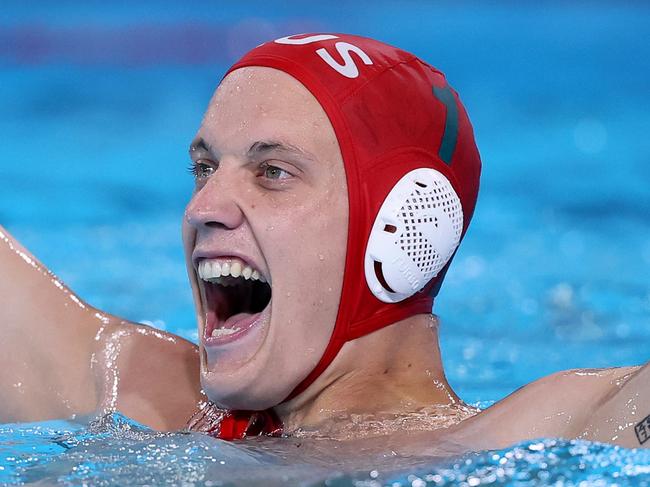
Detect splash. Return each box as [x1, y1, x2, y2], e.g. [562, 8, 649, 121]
[2, 414, 650, 485]
[293, 404, 479, 440]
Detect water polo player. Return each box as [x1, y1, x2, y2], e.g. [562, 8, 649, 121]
[1, 33, 648, 450]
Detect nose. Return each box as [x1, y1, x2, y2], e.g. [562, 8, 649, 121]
[184, 172, 245, 231]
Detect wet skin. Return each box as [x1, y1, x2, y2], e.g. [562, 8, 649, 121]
[183, 67, 348, 410]
[0, 66, 649, 451]
[0, 226, 203, 430]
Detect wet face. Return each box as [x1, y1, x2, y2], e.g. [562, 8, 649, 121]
[183, 67, 348, 410]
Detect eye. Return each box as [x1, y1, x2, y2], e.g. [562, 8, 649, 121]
[260, 162, 292, 181]
[188, 160, 216, 180]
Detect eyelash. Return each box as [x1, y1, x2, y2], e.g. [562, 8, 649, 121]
[187, 160, 215, 179]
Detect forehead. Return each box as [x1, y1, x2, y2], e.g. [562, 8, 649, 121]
[199, 66, 338, 155]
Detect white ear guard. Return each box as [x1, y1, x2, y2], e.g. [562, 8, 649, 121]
[364, 168, 463, 303]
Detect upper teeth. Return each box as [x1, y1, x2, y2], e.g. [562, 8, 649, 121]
[198, 259, 266, 283]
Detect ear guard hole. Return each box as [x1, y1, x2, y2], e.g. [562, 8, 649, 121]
[383, 224, 397, 233]
[415, 181, 427, 188]
[373, 261, 395, 293]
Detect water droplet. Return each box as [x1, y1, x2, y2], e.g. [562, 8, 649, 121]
[318, 254, 324, 261]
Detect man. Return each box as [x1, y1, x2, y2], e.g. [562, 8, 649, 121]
[1, 33, 648, 452]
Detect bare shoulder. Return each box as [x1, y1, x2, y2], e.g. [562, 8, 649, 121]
[0, 225, 203, 430]
[449, 366, 640, 450]
[94, 320, 204, 432]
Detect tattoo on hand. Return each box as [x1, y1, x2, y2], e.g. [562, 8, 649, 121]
[634, 415, 650, 445]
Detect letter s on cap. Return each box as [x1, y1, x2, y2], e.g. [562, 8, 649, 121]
[274, 34, 373, 79]
[316, 42, 373, 78]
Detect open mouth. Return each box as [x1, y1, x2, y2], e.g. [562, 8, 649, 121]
[197, 258, 272, 344]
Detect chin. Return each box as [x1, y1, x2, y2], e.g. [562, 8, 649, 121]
[200, 371, 290, 411]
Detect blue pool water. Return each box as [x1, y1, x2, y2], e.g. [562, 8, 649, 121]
[1, 1, 650, 484]
[3, 413, 650, 485]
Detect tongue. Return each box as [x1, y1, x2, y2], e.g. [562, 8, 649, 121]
[220, 311, 259, 332]
[205, 280, 262, 337]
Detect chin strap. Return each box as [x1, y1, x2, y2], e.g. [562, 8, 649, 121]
[217, 409, 284, 440]
[187, 403, 283, 440]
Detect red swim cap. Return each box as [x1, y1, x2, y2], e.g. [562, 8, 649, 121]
[226, 33, 481, 401]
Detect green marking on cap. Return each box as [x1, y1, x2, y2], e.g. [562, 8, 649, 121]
[432, 85, 458, 165]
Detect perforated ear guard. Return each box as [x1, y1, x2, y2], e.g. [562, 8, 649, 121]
[364, 168, 463, 303]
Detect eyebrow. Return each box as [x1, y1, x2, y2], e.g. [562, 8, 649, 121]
[247, 140, 316, 162]
[189, 137, 217, 157]
[189, 137, 316, 162]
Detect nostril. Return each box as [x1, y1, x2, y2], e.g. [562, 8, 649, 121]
[184, 179, 245, 230]
[205, 221, 230, 229]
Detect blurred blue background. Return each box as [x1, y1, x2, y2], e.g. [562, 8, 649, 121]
[1, 1, 649, 405]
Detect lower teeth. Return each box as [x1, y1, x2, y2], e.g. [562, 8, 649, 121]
[211, 327, 240, 338]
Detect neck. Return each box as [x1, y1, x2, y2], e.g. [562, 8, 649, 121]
[275, 314, 464, 434]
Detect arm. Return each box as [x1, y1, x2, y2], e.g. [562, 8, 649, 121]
[444, 366, 640, 450]
[579, 361, 650, 447]
[0, 225, 203, 430]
